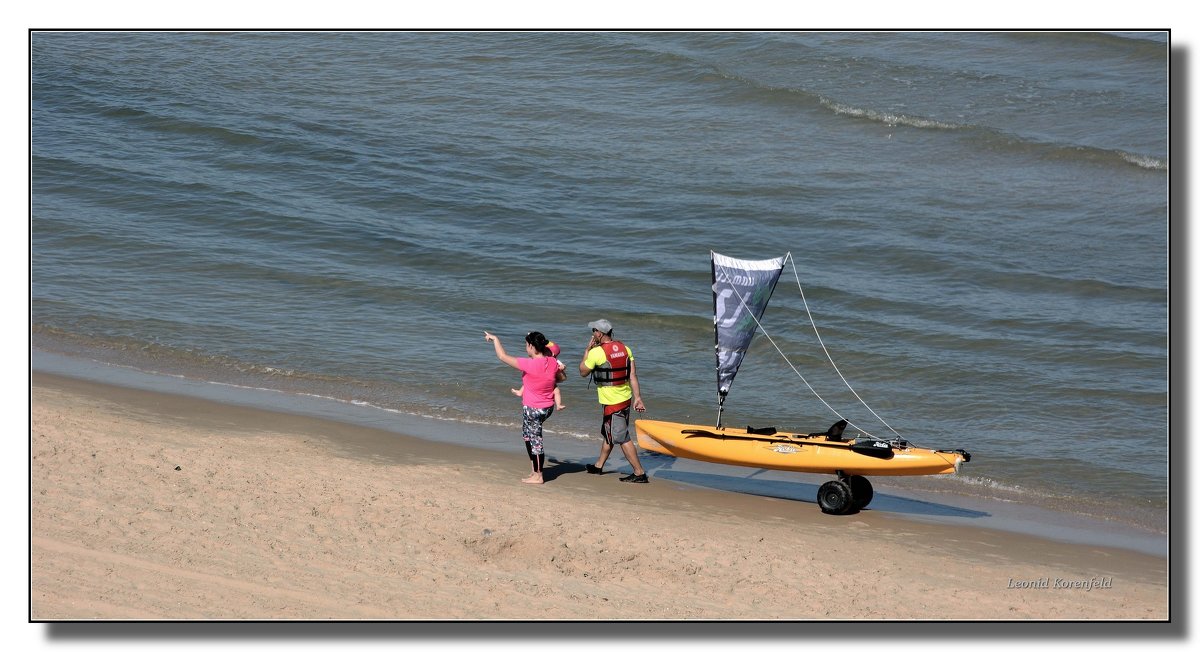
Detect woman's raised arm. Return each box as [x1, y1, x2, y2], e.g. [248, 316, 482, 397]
[484, 331, 521, 369]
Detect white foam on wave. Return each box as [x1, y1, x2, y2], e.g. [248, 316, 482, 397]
[819, 97, 962, 130]
[943, 473, 1028, 498]
[1119, 151, 1168, 170]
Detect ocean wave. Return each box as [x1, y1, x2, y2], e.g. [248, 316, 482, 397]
[1118, 151, 1169, 171]
[703, 66, 1166, 175]
[943, 473, 1028, 497]
[816, 94, 1168, 173]
[817, 97, 965, 131]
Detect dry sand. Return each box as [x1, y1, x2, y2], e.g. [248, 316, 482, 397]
[30, 372, 1168, 621]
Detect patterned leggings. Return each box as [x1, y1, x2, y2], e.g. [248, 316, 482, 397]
[521, 405, 555, 470]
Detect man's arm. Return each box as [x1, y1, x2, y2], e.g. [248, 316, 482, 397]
[579, 334, 598, 377]
[628, 358, 645, 412]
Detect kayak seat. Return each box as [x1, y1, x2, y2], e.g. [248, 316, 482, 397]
[810, 419, 848, 441]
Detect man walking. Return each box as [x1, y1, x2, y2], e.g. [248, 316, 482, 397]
[579, 319, 648, 483]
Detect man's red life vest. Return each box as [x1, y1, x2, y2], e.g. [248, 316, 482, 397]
[591, 340, 630, 387]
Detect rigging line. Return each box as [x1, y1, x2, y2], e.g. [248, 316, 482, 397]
[714, 262, 876, 440]
[786, 254, 904, 439]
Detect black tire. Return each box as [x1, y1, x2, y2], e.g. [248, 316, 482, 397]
[849, 475, 874, 510]
[817, 479, 856, 515]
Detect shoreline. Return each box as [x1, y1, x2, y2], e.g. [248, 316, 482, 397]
[30, 371, 1168, 620]
[30, 346, 1169, 556]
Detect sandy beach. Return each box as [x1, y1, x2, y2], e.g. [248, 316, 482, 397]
[30, 371, 1168, 621]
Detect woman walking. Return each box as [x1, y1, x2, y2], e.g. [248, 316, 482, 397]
[484, 330, 565, 484]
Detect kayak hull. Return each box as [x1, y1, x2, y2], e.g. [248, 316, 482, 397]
[635, 419, 966, 477]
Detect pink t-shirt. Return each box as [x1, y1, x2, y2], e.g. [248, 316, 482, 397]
[517, 356, 559, 409]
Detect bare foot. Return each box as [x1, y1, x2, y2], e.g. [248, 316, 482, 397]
[556, 403, 566, 410]
[521, 474, 544, 484]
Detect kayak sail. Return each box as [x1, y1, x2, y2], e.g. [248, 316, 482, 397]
[711, 251, 786, 427]
[634, 250, 972, 515]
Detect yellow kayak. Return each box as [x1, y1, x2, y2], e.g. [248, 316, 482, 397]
[635, 419, 971, 514]
[636, 419, 968, 476]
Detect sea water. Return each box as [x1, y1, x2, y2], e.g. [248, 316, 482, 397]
[31, 31, 1170, 539]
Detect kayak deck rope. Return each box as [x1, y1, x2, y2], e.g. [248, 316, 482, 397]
[715, 253, 901, 443]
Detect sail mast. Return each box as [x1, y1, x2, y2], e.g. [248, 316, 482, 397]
[711, 253, 728, 428]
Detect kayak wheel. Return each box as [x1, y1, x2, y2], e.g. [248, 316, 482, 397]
[817, 479, 855, 515]
[849, 475, 874, 510]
